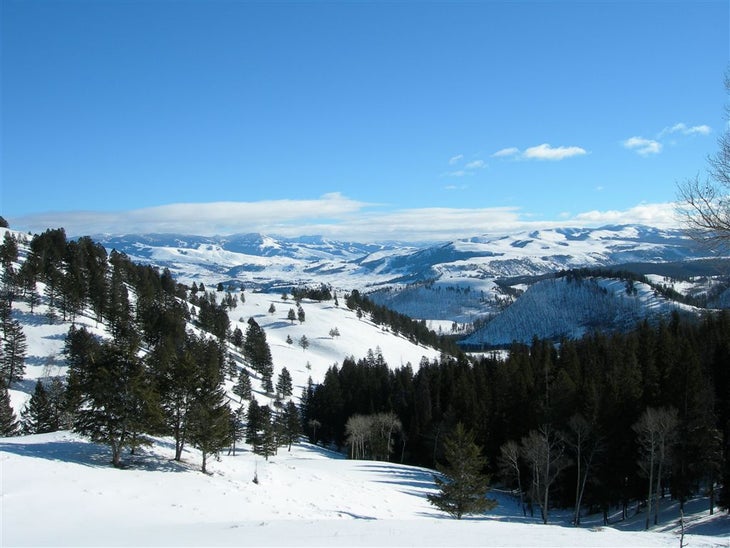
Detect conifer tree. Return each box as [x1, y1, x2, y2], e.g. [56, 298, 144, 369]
[280, 401, 301, 451]
[246, 398, 262, 447]
[243, 317, 273, 376]
[287, 308, 296, 324]
[427, 423, 497, 519]
[1, 319, 27, 387]
[21, 380, 55, 434]
[187, 379, 231, 473]
[233, 369, 252, 401]
[276, 367, 293, 398]
[0, 385, 18, 436]
[66, 330, 159, 468]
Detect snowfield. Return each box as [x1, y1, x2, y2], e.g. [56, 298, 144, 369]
[2, 431, 728, 547]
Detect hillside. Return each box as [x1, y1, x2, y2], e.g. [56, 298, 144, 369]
[2, 228, 438, 417]
[2, 431, 727, 547]
[461, 275, 699, 347]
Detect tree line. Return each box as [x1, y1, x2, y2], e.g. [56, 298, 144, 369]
[302, 312, 729, 521]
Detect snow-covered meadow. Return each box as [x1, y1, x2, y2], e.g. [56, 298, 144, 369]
[2, 430, 728, 547]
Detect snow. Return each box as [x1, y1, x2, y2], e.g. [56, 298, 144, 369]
[2, 431, 728, 547]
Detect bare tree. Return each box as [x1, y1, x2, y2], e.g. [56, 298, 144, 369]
[633, 406, 679, 529]
[521, 425, 569, 524]
[564, 414, 601, 526]
[345, 414, 370, 459]
[677, 72, 730, 246]
[499, 440, 526, 516]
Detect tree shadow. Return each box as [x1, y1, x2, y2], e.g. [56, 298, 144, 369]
[0, 437, 193, 473]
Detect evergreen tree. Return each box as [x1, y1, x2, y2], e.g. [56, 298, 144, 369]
[233, 369, 252, 401]
[1, 319, 27, 387]
[256, 404, 277, 460]
[299, 335, 309, 351]
[243, 318, 273, 376]
[228, 404, 246, 456]
[246, 399, 262, 447]
[297, 304, 305, 324]
[427, 423, 497, 519]
[281, 401, 301, 451]
[187, 378, 231, 473]
[268, 302, 276, 314]
[21, 380, 55, 434]
[276, 367, 293, 398]
[66, 331, 160, 468]
[0, 385, 18, 436]
[287, 308, 296, 324]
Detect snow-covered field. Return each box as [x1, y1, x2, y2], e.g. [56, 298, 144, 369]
[2, 431, 728, 547]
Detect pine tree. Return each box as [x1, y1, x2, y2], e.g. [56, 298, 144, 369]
[299, 335, 309, 351]
[233, 369, 252, 401]
[297, 304, 305, 324]
[427, 423, 497, 519]
[66, 332, 159, 468]
[21, 380, 55, 434]
[1, 319, 27, 387]
[287, 308, 296, 324]
[228, 404, 246, 456]
[187, 381, 231, 473]
[246, 399, 262, 448]
[281, 401, 301, 451]
[276, 367, 293, 398]
[268, 302, 276, 314]
[0, 385, 18, 436]
[243, 318, 273, 376]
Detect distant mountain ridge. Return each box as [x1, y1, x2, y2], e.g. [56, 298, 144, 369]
[94, 224, 713, 289]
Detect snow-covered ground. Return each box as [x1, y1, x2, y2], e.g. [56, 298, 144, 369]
[2, 431, 728, 547]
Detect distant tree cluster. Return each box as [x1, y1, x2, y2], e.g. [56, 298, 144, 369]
[345, 290, 464, 357]
[291, 284, 332, 302]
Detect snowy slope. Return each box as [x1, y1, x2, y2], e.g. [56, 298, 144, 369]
[2, 431, 727, 547]
[461, 276, 698, 347]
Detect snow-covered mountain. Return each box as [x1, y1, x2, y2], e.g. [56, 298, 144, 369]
[95, 224, 713, 291]
[91, 225, 725, 342]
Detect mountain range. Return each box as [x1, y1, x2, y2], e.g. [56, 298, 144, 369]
[93, 224, 730, 343]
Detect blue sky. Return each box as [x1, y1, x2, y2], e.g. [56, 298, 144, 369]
[2, 0, 728, 241]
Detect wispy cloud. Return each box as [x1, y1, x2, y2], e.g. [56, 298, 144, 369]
[464, 160, 486, 170]
[491, 147, 520, 158]
[9, 196, 681, 243]
[522, 143, 587, 161]
[491, 143, 587, 161]
[660, 122, 712, 137]
[623, 136, 662, 156]
[624, 121, 711, 156]
[444, 155, 486, 177]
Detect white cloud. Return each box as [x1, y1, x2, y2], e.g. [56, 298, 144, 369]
[9, 197, 683, 243]
[572, 202, 677, 227]
[491, 144, 587, 161]
[491, 147, 520, 158]
[661, 122, 712, 137]
[522, 143, 588, 161]
[623, 136, 662, 156]
[444, 170, 467, 178]
[448, 154, 464, 165]
[464, 160, 486, 170]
